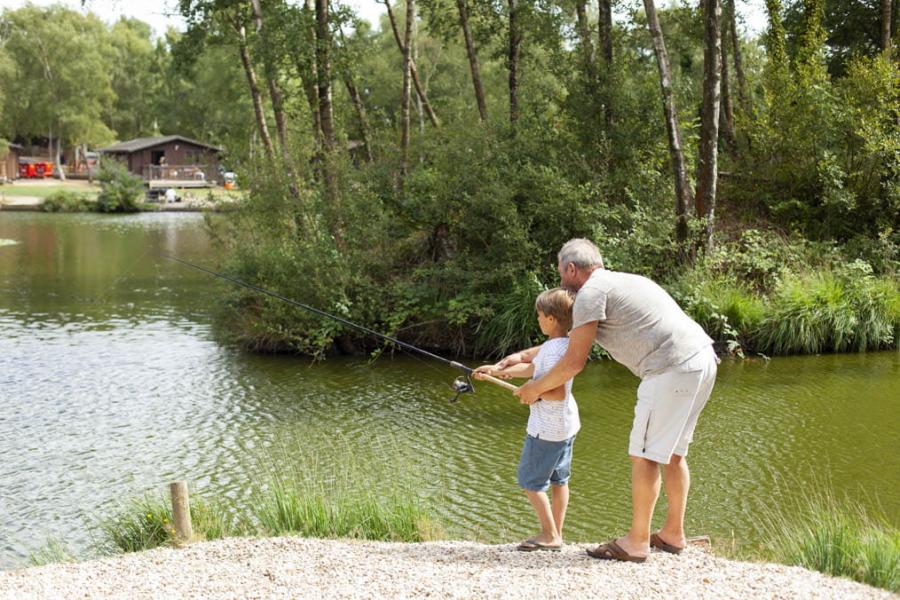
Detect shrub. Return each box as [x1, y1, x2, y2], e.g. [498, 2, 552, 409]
[41, 190, 92, 212]
[95, 160, 144, 213]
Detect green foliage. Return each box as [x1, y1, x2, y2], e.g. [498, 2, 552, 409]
[97, 495, 242, 554]
[41, 190, 93, 213]
[757, 488, 900, 592]
[95, 161, 145, 213]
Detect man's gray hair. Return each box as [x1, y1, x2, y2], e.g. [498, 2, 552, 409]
[558, 238, 604, 270]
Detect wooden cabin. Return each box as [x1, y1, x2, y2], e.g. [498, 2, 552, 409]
[99, 135, 222, 188]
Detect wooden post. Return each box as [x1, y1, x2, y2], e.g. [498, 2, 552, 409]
[169, 481, 193, 543]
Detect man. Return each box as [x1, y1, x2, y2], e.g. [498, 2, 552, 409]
[494, 238, 717, 562]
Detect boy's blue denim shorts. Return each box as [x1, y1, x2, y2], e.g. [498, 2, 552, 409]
[517, 434, 576, 492]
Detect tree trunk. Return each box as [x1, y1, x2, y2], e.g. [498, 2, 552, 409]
[400, 0, 415, 178]
[883, 0, 893, 54]
[315, 0, 342, 242]
[236, 24, 275, 162]
[643, 0, 692, 255]
[383, 0, 440, 128]
[719, 10, 737, 155]
[301, 0, 322, 151]
[598, 0, 614, 127]
[575, 1, 596, 83]
[508, 0, 522, 127]
[54, 128, 66, 181]
[456, 0, 488, 122]
[726, 0, 748, 114]
[250, 0, 290, 160]
[695, 0, 722, 252]
[337, 26, 374, 163]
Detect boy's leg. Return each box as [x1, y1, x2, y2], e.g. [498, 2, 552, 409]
[523, 490, 560, 545]
[550, 483, 569, 539]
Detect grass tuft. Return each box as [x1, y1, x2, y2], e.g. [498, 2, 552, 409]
[756, 488, 899, 592]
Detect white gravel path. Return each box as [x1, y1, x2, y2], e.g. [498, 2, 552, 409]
[0, 537, 892, 600]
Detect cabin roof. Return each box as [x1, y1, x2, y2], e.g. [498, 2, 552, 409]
[98, 135, 222, 154]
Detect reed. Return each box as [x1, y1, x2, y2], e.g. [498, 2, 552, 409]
[756, 488, 899, 592]
[251, 433, 444, 542]
[97, 495, 242, 553]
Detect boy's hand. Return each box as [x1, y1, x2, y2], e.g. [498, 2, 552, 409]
[474, 364, 514, 380]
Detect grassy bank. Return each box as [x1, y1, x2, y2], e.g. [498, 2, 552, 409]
[744, 490, 900, 592]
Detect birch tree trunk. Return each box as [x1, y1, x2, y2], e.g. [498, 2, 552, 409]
[643, 0, 692, 253]
[726, 0, 749, 114]
[383, 0, 440, 128]
[508, 0, 522, 127]
[720, 10, 737, 155]
[599, 0, 614, 127]
[236, 23, 275, 162]
[456, 0, 488, 122]
[250, 0, 291, 162]
[337, 26, 374, 163]
[695, 0, 722, 252]
[315, 0, 342, 241]
[575, 1, 596, 83]
[883, 0, 893, 54]
[400, 0, 415, 179]
[300, 0, 322, 151]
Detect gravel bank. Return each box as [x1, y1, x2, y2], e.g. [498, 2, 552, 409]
[0, 537, 891, 599]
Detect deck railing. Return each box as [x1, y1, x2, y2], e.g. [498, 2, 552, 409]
[142, 164, 215, 182]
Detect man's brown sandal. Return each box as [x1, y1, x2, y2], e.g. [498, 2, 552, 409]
[650, 533, 685, 555]
[585, 540, 647, 563]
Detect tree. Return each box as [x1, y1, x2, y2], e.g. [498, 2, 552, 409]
[642, 0, 692, 256]
[598, 0, 614, 126]
[695, 0, 723, 251]
[508, 0, 522, 127]
[456, 0, 488, 122]
[401, 0, 416, 178]
[0, 7, 115, 172]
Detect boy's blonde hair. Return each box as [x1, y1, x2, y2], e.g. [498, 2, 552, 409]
[534, 287, 575, 331]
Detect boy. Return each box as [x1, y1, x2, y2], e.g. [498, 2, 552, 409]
[474, 287, 580, 551]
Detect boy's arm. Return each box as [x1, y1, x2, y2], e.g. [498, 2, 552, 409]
[474, 362, 534, 380]
[474, 346, 541, 380]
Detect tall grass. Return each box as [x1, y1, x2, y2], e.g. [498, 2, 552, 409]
[754, 271, 899, 354]
[28, 538, 75, 566]
[251, 434, 444, 542]
[756, 489, 899, 592]
[97, 494, 243, 554]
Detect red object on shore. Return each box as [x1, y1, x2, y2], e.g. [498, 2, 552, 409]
[18, 159, 54, 178]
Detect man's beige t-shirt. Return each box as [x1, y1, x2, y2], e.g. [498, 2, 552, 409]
[571, 269, 713, 379]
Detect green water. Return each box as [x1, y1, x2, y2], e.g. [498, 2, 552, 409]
[1, 212, 897, 568]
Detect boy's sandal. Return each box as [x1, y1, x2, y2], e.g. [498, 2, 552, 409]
[650, 533, 684, 555]
[586, 540, 647, 563]
[517, 539, 562, 552]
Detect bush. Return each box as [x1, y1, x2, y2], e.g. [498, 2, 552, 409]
[41, 190, 92, 212]
[95, 160, 144, 213]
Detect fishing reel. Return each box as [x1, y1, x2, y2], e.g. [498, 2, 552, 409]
[450, 374, 475, 403]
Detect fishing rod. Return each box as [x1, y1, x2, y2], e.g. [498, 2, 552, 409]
[159, 253, 518, 402]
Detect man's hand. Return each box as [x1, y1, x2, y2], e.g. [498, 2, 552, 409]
[514, 380, 542, 405]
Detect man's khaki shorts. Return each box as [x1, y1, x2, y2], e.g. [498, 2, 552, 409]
[628, 345, 718, 464]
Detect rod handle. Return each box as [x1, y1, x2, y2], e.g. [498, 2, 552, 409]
[479, 374, 519, 391]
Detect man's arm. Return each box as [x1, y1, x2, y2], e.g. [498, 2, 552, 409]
[514, 322, 597, 405]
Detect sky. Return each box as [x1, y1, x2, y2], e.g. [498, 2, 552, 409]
[0, 0, 770, 39]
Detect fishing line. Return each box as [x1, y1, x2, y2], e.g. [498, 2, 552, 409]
[158, 253, 520, 401]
